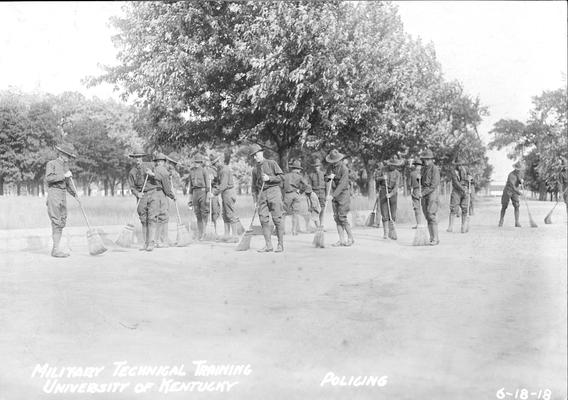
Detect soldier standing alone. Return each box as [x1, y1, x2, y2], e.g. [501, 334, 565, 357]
[250, 144, 285, 253]
[45, 143, 78, 258]
[499, 161, 524, 227]
[420, 149, 440, 245]
[447, 157, 473, 233]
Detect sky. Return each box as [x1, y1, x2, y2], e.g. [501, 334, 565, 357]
[0, 1, 566, 184]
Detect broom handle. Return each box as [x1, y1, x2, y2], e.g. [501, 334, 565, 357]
[132, 174, 149, 220]
[69, 177, 92, 230]
[465, 180, 471, 217]
[321, 179, 333, 218]
[208, 173, 213, 224]
[170, 176, 183, 224]
[248, 181, 265, 229]
[417, 177, 423, 224]
[384, 175, 394, 222]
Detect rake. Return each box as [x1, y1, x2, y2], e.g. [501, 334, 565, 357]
[384, 175, 397, 240]
[313, 180, 333, 248]
[521, 183, 538, 228]
[236, 181, 264, 251]
[69, 177, 107, 256]
[115, 174, 148, 248]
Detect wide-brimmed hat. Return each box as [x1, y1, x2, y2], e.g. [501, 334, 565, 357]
[419, 149, 434, 159]
[387, 155, 404, 167]
[325, 149, 345, 164]
[288, 160, 302, 170]
[512, 161, 524, 169]
[193, 154, 206, 163]
[411, 158, 423, 166]
[310, 158, 322, 167]
[153, 152, 167, 161]
[166, 152, 180, 164]
[209, 153, 222, 165]
[55, 143, 77, 159]
[249, 144, 263, 157]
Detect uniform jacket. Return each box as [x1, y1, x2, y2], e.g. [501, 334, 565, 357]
[251, 159, 283, 196]
[409, 170, 421, 199]
[188, 165, 210, 193]
[451, 165, 470, 193]
[325, 163, 350, 199]
[375, 167, 400, 194]
[504, 170, 523, 196]
[421, 164, 440, 197]
[307, 169, 326, 195]
[213, 164, 234, 195]
[45, 158, 76, 196]
[283, 171, 311, 194]
[154, 164, 175, 199]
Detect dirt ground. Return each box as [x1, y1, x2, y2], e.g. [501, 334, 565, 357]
[0, 197, 566, 400]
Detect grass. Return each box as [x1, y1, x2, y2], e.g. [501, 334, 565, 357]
[0, 193, 453, 230]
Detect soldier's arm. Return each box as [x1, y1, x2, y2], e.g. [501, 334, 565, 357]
[265, 161, 283, 184]
[421, 170, 435, 196]
[301, 175, 312, 194]
[65, 177, 77, 197]
[391, 171, 400, 193]
[161, 171, 176, 200]
[203, 169, 211, 193]
[128, 170, 140, 197]
[45, 162, 65, 184]
[216, 167, 229, 194]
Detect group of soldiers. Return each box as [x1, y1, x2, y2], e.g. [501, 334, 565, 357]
[46, 141, 535, 258]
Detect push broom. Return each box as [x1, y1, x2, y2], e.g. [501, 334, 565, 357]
[115, 174, 148, 248]
[313, 180, 333, 248]
[413, 177, 430, 246]
[69, 177, 107, 255]
[236, 181, 264, 251]
[521, 183, 538, 228]
[384, 175, 397, 240]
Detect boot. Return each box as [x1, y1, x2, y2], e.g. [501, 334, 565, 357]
[461, 213, 467, 233]
[332, 225, 346, 246]
[162, 222, 171, 246]
[498, 207, 506, 227]
[292, 215, 299, 236]
[275, 220, 284, 252]
[146, 223, 157, 251]
[156, 223, 169, 248]
[224, 222, 231, 238]
[412, 210, 421, 229]
[427, 222, 434, 242]
[447, 214, 455, 232]
[139, 223, 148, 251]
[514, 208, 522, 227]
[257, 224, 273, 252]
[51, 228, 69, 258]
[382, 223, 389, 239]
[343, 224, 354, 246]
[230, 223, 241, 241]
[430, 223, 439, 246]
[197, 220, 204, 240]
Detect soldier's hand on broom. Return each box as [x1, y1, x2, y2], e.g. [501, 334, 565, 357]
[262, 173, 270, 182]
[64, 170, 72, 178]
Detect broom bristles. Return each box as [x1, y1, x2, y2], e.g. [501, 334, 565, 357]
[412, 225, 430, 246]
[544, 214, 552, 224]
[115, 224, 135, 248]
[236, 231, 253, 251]
[365, 212, 375, 227]
[528, 213, 538, 228]
[313, 226, 325, 248]
[388, 220, 397, 240]
[176, 224, 192, 247]
[87, 229, 107, 255]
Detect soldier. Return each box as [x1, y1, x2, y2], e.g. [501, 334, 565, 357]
[250, 144, 285, 253]
[144, 153, 176, 250]
[45, 143, 78, 258]
[447, 157, 473, 233]
[283, 160, 311, 236]
[409, 158, 423, 229]
[155, 152, 182, 247]
[375, 155, 403, 239]
[325, 149, 354, 246]
[127, 148, 149, 246]
[499, 161, 524, 228]
[187, 154, 210, 240]
[206, 158, 221, 235]
[306, 158, 326, 227]
[420, 149, 440, 245]
[210, 153, 243, 240]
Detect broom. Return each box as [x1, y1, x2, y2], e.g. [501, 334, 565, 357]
[365, 197, 379, 227]
[313, 180, 333, 248]
[544, 201, 559, 224]
[69, 177, 107, 256]
[521, 183, 538, 228]
[384, 175, 397, 240]
[115, 174, 148, 247]
[236, 181, 264, 251]
[462, 180, 471, 233]
[202, 177, 219, 241]
[413, 177, 430, 246]
[173, 198, 192, 246]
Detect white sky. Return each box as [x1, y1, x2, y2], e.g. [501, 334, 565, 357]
[1, 1, 566, 183]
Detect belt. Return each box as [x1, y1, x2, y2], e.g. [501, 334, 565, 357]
[143, 188, 157, 193]
[193, 187, 206, 191]
[285, 190, 299, 194]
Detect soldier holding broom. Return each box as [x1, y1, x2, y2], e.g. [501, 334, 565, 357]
[307, 158, 326, 227]
[409, 158, 423, 229]
[188, 154, 210, 240]
[283, 160, 311, 236]
[325, 149, 354, 247]
[420, 149, 440, 245]
[375, 155, 403, 240]
[210, 153, 243, 241]
[498, 161, 524, 228]
[45, 143, 78, 258]
[250, 144, 285, 253]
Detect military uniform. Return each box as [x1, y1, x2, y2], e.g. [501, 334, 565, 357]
[136, 160, 161, 251]
[409, 163, 422, 228]
[45, 146, 78, 257]
[448, 162, 472, 233]
[250, 144, 284, 252]
[154, 157, 176, 247]
[420, 150, 440, 245]
[499, 164, 523, 227]
[188, 156, 210, 239]
[207, 165, 221, 224]
[325, 150, 354, 246]
[282, 161, 311, 235]
[211, 156, 242, 238]
[307, 161, 326, 225]
[375, 159, 401, 239]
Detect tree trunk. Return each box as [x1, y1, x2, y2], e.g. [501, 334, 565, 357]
[104, 180, 108, 196]
[110, 179, 115, 196]
[16, 183, 21, 196]
[121, 179, 125, 196]
[0, 175, 4, 195]
[278, 146, 290, 171]
[41, 182, 45, 196]
[538, 181, 547, 201]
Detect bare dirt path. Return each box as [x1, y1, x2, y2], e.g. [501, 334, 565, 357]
[0, 197, 566, 400]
